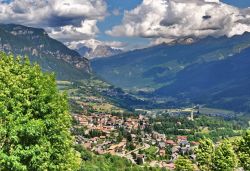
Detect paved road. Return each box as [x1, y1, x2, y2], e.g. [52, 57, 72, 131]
[124, 143, 150, 156]
[118, 143, 151, 163]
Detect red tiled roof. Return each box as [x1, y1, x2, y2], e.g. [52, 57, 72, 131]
[177, 136, 187, 140]
[191, 141, 200, 145]
[166, 140, 175, 144]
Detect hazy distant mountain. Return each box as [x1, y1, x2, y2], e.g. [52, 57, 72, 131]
[0, 24, 91, 80]
[87, 45, 123, 59]
[77, 46, 91, 58]
[74, 39, 123, 59]
[91, 33, 250, 112]
[92, 34, 250, 89]
[77, 45, 123, 60]
[155, 47, 250, 112]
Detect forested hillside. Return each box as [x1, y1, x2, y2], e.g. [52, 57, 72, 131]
[0, 24, 90, 80]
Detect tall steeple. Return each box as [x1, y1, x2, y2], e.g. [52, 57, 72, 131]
[190, 109, 194, 121]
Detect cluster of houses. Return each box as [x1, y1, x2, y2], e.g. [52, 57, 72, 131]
[73, 114, 148, 154]
[73, 113, 199, 170]
[74, 113, 146, 132]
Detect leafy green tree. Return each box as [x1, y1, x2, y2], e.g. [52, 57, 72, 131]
[212, 140, 237, 171]
[126, 132, 133, 142]
[89, 129, 103, 138]
[116, 131, 123, 143]
[136, 157, 144, 165]
[0, 53, 80, 170]
[174, 156, 194, 171]
[126, 142, 136, 151]
[236, 130, 250, 170]
[196, 138, 214, 171]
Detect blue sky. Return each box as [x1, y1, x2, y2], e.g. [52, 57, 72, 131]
[0, 0, 250, 50]
[98, 0, 250, 49]
[97, 0, 149, 49]
[222, 0, 250, 8]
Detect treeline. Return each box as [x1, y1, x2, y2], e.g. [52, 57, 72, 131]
[175, 131, 250, 171]
[152, 114, 248, 142]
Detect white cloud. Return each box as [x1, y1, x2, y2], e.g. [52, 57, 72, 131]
[52, 0, 106, 21]
[0, 0, 107, 42]
[67, 39, 127, 50]
[106, 0, 250, 44]
[48, 20, 99, 42]
[0, 0, 107, 26]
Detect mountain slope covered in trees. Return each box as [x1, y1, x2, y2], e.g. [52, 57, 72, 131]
[92, 34, 250, 89]
[92, 34, 250, 112]
[0, 24, 91, 80]
[155, 47, 250, 112]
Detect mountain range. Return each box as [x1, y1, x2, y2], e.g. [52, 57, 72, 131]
[0, 24, 91, 80]
[91, 34, 250, 89]
[74, 39, 123, 59]
[92, 33, 250, 112]
[155, 47, 250, 112]
[2, 23, 250, 112]
[77, 45, 122, 60]
[0, 24, 149, 111]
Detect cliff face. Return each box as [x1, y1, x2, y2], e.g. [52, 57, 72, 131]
[0, 24, 91, 80]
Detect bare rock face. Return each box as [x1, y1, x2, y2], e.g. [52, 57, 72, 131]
[77, 44, 123, 60]
[0, 24, 91, 80]
[86, 45, 123, 59]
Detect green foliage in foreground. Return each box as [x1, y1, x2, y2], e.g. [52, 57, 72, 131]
[212, 140, 238, 171]
[174, 156, 194, 171]
[195, 139, 214, 171]
[236, 130, 250, 170]
[195, 136, 250, 171]
[0, 53, 80, 170]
